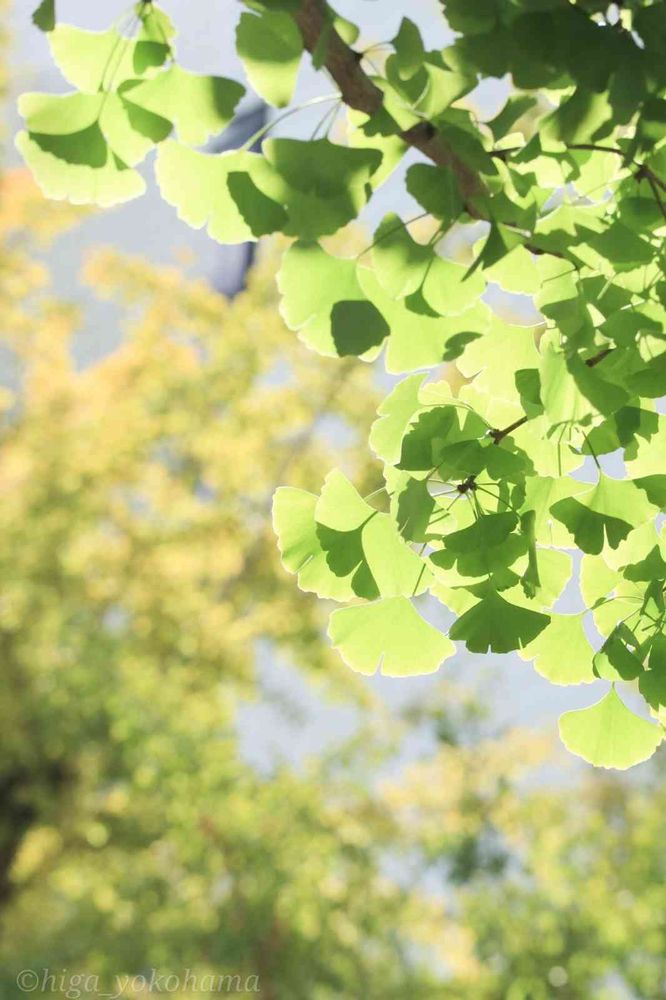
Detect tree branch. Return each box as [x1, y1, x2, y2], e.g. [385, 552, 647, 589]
[292, 0, 486, 214]
[488, 415, 529, 444]
[585, 347, 613, 368]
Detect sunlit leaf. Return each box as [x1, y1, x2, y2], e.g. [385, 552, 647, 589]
[236, 9, 303, 107]
[559, 688, 662, 769]
[329, 598, 454, 676]
[449, 589, 549, 654]
[122, 67, 245, 145]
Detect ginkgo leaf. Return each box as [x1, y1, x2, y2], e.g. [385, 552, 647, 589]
[422, 256, 485, 316]
[449, 589, 549, 654]
[19, 87, 172, 167]
[392, 17, 425, 80]
[550, 476, 655, 555]
[16, 93, 145, 206]
[361, 514, 431, 597]
[388, 472, 436, 542]
[48, 24, 169, 93]
[593, 628, 644, 682]
[98, 93, 172, 166]
[314, 471, 429, 599]
[278, 243, 388, 358]
[405, 163, 462, 225]
[122, 67, 245, 145]
[155, 141, 284, 244]
[372, 213, 431, 299]
[315, 469, 375, 532]
[275, 473, 380, 601]
[358, 269, 489, 373]
[559, 687, 662, 769]
[167, 139, 381, 245]
[519, 613, 596, 685]
[539, 336, 595, 425]
[236, 9, 303, 107]
[32, 0, 55, 31]
[272, 487, 356, 601]
[639, 634, 666, 711]
[397, 405, 487, 474]
[262, 138, 382, 238]
[369, 375, 426, 464]
[443, 512, 518, 553]
[328, 598, 454, 676]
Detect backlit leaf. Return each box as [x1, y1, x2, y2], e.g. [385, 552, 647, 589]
[559, 688, 662, 769]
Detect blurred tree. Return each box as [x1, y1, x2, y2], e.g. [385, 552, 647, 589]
[0, 158, 458, 996]
[4, 13, 666, 998]
[385, 731, 666, 999]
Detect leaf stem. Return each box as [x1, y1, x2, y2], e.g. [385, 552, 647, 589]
[241, 93, 342, 151]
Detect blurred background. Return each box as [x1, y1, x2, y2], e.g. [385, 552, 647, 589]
[1, 2, 666, 998]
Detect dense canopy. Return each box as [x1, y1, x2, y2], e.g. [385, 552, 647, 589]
[20, 0, 666, 768]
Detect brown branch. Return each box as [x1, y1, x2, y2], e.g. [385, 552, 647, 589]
[566, 143, 626, 157]
[524, 242, 569, 261]
[585, 347, 613, 368]
[488, 415, 529, 444]
[487, 347, 614, 446]
[292, 0, 486, 214]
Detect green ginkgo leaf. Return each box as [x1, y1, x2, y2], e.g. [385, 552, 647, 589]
[262, 138, 382, 238]
[272, 487, 357, 601]
[236, 9, 303, 107]
[20, 88, 172, 164]
[314, 470, 428, 599]
[397, 405, 487, 474]
[361, 514, 431, 597]
[444, 512, 518, 553]
[278, 243, 388, 358]
[389, 472, 436, 542]
[550, 476, 655, 555]
[17, 134, 145, 206]
[639, 634, 666, 711]
[315, 469, 375, 531]
[122, 67, 245, 145]
[358, 269, 489, 373]
[519, 613, 596, 685]
[559, 687, 662, 769]
[405, 163, 462, 225]
[593, 627, 644, 682]
[369, 374, 426, 464]
[99, 93, 172, 166]
[422, 255, 485, 316]
[449, 589, 550, 654]
[328, 597, 454, 676]
[49, 25, 169, 93]
[16, 92, 146, 208]
[372, 213, 432, 299]
[277, 472, 380, 601]
[392, 17, 425, 80]
[155, 141, 284, 244]
[32, 0, 55, 31]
